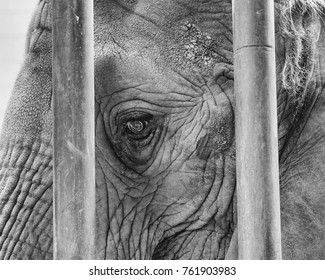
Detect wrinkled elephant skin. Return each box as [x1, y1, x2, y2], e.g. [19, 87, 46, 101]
[0, 0, 325, 259]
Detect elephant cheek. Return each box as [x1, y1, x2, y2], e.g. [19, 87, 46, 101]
[0, 137, 53, 259]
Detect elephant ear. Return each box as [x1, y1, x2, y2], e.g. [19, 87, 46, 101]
[278, 0, 324, 119]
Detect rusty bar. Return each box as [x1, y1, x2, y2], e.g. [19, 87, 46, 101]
[233, 0, 282, 259]
[52, 0, 95, 259]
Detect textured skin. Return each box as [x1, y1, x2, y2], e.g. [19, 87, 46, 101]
[0, 0, 53, 259]
[0, 0, 325, 259]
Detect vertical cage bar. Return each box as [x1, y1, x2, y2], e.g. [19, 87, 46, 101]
[52, 0, 95, 259]
[233, 0, 282, 259]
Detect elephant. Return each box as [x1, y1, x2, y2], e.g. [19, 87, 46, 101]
[0, 0, 325, 260]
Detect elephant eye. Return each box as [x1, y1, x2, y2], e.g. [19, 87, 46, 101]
[113, 111, 165, 168]
[125, 120, 148, 134]
[121, 112, 153, 140]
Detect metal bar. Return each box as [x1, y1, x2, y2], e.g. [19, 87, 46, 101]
[233, 0, 282, 259]
[52, 0, 95, 259]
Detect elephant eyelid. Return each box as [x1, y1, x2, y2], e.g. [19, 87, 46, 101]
[117, 111, 153, 125]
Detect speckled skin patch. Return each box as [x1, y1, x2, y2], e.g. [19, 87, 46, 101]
[181, 22, 223, 67]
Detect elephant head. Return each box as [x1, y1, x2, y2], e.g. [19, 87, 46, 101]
[0, 0, 325, 259]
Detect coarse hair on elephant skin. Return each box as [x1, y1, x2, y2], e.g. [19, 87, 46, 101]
[0, 0, 325, 260]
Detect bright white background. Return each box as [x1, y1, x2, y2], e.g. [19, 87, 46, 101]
[0, 0, 38, 127]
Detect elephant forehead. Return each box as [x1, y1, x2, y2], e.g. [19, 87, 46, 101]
[27, 0, 233, 77]
[95, 0, 233, 75]
[96, 0, 232, 22]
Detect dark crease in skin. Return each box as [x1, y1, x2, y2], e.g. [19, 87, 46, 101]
[0, 138, 53, 259]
